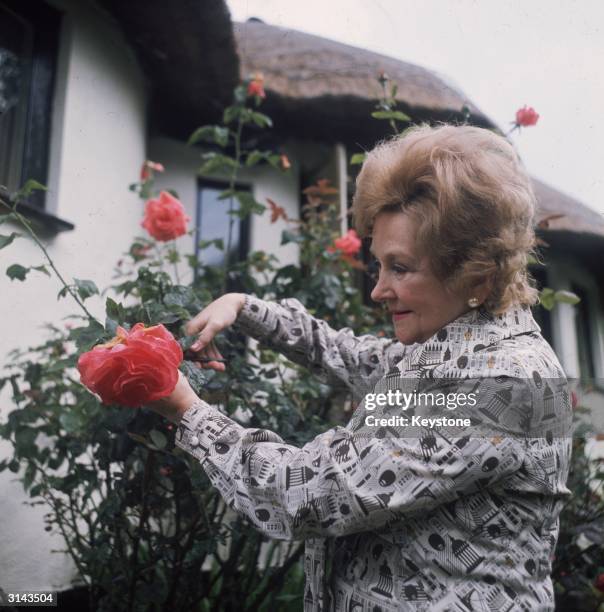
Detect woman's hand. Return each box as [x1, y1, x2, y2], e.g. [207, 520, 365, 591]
[184, 293, 246, 371]
[147, 371, 198, 424]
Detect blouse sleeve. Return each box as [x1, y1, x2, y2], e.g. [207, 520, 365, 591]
[174, 384, 527, 541]
[233, 294, 407, 400]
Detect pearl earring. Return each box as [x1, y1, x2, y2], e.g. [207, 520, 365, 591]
[468, 297, 480, 308]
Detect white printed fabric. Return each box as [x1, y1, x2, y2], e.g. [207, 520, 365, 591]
[175, 295, 571, 611]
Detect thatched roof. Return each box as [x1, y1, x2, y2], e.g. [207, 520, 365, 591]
[98, 6, 602, 247]
[531, 178, 604, 277]
[99, 0, 240, 138]
[532, 177, 604, 238]
[233, 20, 496, 146]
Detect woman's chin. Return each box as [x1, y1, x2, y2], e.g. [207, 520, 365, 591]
[394, 330, 419, 345]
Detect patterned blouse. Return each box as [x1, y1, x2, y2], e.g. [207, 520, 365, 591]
[175, 295, 572, 611]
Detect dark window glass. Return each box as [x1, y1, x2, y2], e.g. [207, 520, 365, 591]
[0, 0, 61, 208]
[195, 180, 250, 276]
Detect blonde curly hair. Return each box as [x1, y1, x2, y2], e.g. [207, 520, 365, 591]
[351, 123, 538, 314]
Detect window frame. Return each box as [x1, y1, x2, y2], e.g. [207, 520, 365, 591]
[0, 0, 65, 218]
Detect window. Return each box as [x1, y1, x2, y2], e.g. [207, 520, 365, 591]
[0, 0, 61, 209]
[195, 180, 250, 288]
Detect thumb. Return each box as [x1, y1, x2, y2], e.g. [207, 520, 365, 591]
[191, 322, 222, 351]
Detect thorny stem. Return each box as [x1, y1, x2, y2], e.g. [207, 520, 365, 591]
[171, 239, 181, 284]
[223, 115, 244, 294]
[2, 198, 97, 321]
[127, 451, 154, 612]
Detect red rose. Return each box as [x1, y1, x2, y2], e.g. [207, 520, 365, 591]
[77, 323, 183, 408]
[247, 73, 265, 99]
[515, 105, 539, 127]
[329, 229, 362, 257]
[141, 191, 190, 242]
[595, 573, 604, 593]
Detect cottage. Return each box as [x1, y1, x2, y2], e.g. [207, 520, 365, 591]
[1, 0, 602, 595]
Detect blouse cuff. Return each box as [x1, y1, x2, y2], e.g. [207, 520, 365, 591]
[233, 294, 273, 338]
[174, 399, 232, 462]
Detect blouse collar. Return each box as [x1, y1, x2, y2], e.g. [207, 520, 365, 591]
[399, 304, 541, 370]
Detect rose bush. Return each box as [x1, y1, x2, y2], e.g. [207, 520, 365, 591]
[141, 190, 190, 241]
[77, 323, 182, 407]
[0, 74, 598, 611]
[0, 77, 369, 611]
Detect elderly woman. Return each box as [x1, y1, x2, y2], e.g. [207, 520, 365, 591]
[152, 124, 571, 611]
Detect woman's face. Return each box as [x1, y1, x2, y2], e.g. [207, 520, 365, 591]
[370, 211, 470, 345]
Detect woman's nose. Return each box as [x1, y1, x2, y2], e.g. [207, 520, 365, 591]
[370, 273, 393, 302]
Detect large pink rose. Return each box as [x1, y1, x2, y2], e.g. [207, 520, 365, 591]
[141, 191, 190, 241]
[77, 323, 183, 408]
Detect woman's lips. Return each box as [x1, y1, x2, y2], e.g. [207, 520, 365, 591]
[392, 311, 412, 320]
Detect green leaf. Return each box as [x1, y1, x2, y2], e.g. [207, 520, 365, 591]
[234, 192, 265, 218]
[0, 213, 15, 225]
[106, 297, 126, 323]
[188, 126, 229, 148]
[249, 111, 272, 128]
[74, 278, 99, 301]
[350, 153, 367, 166]
[149, 430, 168, 450]
[198, 238, 224, 251]
[15, 179, 47, 200]
[199, 153, 238, 176]
[554, 290, 581, 305]
[0, 232, 21, 249]
[267, 154, 282, 169]
[539, 287, 556, 311]
[371, 110, 411, 122]
[218, 189, 236, 200]
[223, 105, 242, 124]
[69, 319, 106, 351]
[59, 411, 83, 433]
[31, 264, 50, 277]
[180, 361, 210, 395]
[245, 150, 266, 167]
[6, 263, 29, 281]
[127, 432, 153, 447]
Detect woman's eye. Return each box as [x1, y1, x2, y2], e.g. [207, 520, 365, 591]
[392, 265, 408, 276]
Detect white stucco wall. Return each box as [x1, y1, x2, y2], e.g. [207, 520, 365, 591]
[0, 0, 147, 592]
